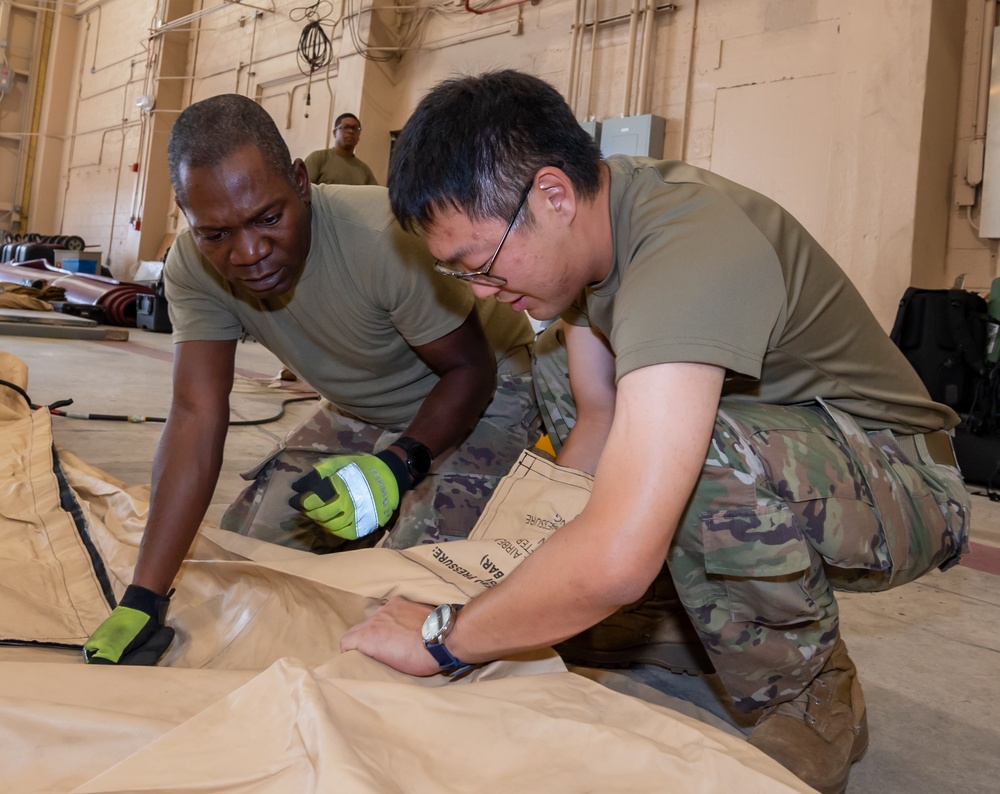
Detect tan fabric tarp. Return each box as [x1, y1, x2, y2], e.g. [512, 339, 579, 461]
[0, 352, 814, 793]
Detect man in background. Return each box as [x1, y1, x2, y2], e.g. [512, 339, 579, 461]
[304, 112, 378, 186]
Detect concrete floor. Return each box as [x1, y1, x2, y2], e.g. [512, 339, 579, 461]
[5, 327, 1000, 794]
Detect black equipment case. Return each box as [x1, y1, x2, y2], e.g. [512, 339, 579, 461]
[890, 286, 1000, 487]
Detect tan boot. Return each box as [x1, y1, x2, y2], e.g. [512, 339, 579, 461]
[747, 638, 869, 794]
[554, 575, 714, 675]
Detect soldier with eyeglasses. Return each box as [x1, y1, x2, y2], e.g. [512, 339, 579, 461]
[304, 112, 378, 186]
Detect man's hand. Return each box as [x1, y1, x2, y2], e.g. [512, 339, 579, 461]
[341, 598, 443, 676]
[289, 452, 405, 540]
[83, 585, 175, 665]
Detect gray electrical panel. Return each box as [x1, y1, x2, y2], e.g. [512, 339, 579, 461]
[600, 114, 666, 159]
[580, 120, 602, 142]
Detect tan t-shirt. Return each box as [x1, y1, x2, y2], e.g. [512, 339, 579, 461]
[304, 148, 378, 186]
[165, 184, 533, 427]
[565, 155, 957, 433]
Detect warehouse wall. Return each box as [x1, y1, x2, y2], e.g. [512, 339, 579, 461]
[947, 0, 1000, 294]
[6, 0, 968, 328]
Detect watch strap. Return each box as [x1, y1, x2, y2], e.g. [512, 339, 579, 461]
[424, 604, 475, 678]
[390, 435, 433, 486]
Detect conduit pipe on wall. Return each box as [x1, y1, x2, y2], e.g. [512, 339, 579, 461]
[677, 0, 697, 160]
[243, 8, 261, 95]
[2, 2, 29, 232]
[83, 3, 143, 75]
[572, 0, 589, 111]
[129, 113, 151, 226]
[150, 0, 273, 36]
[621, 0, 640, 117]
[585, 0, 599, 120]
[231, 9, 264, 95]
[566, 0, 583, 114]
[59, 2, 96, 236]
[969, 0, 999, 187]
[463, 0, 532, 16]
[572, 2, 676, 120]
[130, 25, 166, 228]
[105, 59, 138, 270]
[86, 2, 102, 73]
[289, 82, 310, 129]
[636, 0, 655, 115]
[16, 3, 53, 237]
[420, 18, 522, 51]
[59, 122, 141, 171]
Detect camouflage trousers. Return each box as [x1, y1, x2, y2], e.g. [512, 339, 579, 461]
[220, 371, 541, 553]
[531, 322, 971, 711]
[673, 398, 969, 710]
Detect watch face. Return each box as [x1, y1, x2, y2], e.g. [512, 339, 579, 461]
[421, 604, 452, 643]
[410, 444, 433, 476]
[394, 437, 432, 478]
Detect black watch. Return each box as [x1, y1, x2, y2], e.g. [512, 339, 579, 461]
[391, 436, 433, 485]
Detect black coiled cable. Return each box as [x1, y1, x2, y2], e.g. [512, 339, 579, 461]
[297, 20, 332, 75]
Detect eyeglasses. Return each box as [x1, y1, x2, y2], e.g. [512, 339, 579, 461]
[433, 182, 532, 288]
[336, 124, 362, 133]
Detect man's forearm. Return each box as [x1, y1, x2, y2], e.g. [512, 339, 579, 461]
[132, 406, 229, 595]
[399, 361, 495, 457]
[444, 362, 725, 664]
[555, 414, 613, 475]
[338, 508, 647, 675]
[449, 524, 628, 661]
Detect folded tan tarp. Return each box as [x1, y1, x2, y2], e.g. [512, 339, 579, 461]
[0, 352, 815, 793]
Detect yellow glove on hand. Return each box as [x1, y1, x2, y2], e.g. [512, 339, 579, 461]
[83, 585, 175, 665]
[289, 452, 405, 540]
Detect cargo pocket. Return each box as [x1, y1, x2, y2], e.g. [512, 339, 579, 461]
[720, 400, 892, 576]
[812, 398, 925, 577]
[701, 502, 821, 626]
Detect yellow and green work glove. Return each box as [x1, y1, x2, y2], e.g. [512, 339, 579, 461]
[83, 584, 175, 665]
[289, 451, 411, 540]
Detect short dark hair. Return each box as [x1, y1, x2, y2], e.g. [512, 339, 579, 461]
[167, 94, 295, 206]
[388, 70, 602, 234]
[335, 113, 360, 128]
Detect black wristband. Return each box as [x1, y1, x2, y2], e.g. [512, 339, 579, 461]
[119, 584, 172, 624]
[389, 436, 433, 487]
[375, 448, 413, 492]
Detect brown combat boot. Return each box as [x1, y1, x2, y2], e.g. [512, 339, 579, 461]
[747, 638, 869, 794]
[554, 575, 714, 675]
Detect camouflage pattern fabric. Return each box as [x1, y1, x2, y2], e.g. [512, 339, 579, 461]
[670, 398, 968, 711]
[531, 320, 575, 453]
[531, 333, 971, 712]
[221, 372, 541, 552]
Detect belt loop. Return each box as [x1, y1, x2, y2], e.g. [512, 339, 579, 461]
[914, 432, 932, 466]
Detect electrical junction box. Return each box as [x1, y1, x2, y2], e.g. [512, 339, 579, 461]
[580, 120, 602, 142]
[600, 114, 666, 159]
[0, 65, 13, 93]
